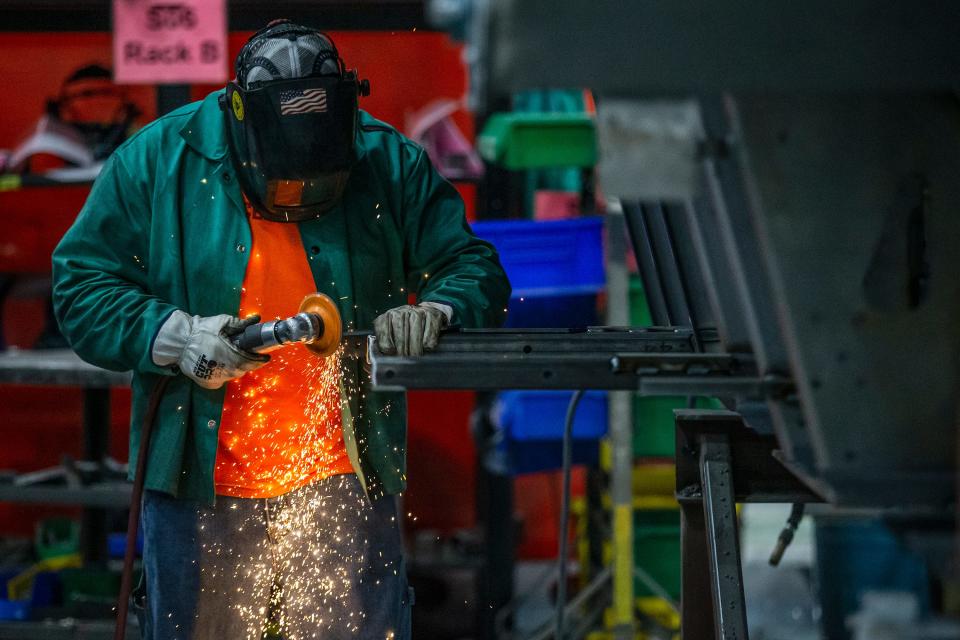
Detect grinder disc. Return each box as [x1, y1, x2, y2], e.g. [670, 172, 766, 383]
[299, 293, 342, 357]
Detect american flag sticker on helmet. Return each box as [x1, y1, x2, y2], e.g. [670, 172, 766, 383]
[279, 88, 328, 115]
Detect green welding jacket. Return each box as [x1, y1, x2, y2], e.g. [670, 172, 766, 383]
[51, 90, 510, 503]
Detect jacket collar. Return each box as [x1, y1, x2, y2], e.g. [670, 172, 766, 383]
[179, 88, 370, 163]
[179, 90, 229, 161]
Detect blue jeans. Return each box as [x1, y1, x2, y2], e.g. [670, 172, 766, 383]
[136, 474, 412, 639]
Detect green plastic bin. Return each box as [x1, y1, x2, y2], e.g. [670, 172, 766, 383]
[629, 275, 724, 457]
[634, 508, 681, 599]
[634, 397, 683, 458]
[629, 275, 654, 328]
[477, 113, 596, 170]
[630, 275, 676, 457]
[35, 518, 80, 560]
[60, 568, 120, 607]
[634, 396, 723, 458]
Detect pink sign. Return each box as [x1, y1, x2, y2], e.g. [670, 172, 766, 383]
[113, 0, 227, 84]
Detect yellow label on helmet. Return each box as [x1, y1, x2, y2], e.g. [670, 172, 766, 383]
[232, 91, 244, 121]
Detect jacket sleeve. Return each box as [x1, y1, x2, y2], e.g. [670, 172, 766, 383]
[52, 153, 179, 374]
[401, 146, 511, 328]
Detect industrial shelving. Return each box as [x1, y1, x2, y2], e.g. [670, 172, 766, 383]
[0, 350, 131, 560]
[0, 619, 137, 640]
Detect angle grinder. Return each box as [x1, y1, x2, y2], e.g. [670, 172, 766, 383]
[230, 292, 342, 357]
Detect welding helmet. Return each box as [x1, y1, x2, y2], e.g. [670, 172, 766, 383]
[222, 20, 370, 222]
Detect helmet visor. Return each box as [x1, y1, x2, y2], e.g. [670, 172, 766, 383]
[225, 76, 357, 221]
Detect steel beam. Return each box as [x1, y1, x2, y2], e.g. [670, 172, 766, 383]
[369, 329, 697, 391]
[0, 350, 131, 386]
[700, 435, 748, 640]
[679, 499, 714, 639]
[0, 484, 131, 508]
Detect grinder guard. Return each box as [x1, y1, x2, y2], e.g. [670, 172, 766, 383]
[231, 293, 342, 357]
[299, 292, 342, 357]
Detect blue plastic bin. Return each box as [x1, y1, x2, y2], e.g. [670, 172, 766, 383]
[30, 572, 60, 608]
[472, 216, 605, 293]
[814, 519, 930, 640]
[0, 569, 64, 619]
[472, 217, 605, 327]
[0, 570, 29, 621]
[0, 599, 28, 621]
[501, 292, 600, 330]
[494, 391, 608, 474]
[108, 532, 144, 559]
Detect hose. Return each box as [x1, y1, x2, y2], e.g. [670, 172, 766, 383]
[769, 502, 805, 566]
[556, 390, 585, 640]
[114, 375, 170, 640]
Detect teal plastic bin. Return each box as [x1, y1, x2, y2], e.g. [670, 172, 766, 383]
[815, 519, 930, 640]
[634, 508, 681, 599]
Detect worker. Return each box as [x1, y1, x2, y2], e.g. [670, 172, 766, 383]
[51, 20, 510, 640]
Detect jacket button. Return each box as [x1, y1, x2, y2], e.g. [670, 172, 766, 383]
[222, 172, 232, 183]
[236, 243, 246, 253]
[310, 246, 320, 255]
[207, 419, 216, 429]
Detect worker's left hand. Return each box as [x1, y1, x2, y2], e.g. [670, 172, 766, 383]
[374, 302, 451, 357]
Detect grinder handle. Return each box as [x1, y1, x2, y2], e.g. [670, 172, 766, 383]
[231, 322, 271, 353]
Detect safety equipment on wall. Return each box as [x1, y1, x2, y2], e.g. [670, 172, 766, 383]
[405, 99, 484, 180]
[49, 64, 141, 161]
[1, 63, 140, 177]
[374, 302, 452, 357]
[151, 311, 270, 389]
[221, 20, 370, 222]
[1, 116, 94, 176]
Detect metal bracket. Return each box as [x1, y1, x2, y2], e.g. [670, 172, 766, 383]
[700, 435, 749, 639]
[675, 410, 823, 640]
[610, 352, 791, 397]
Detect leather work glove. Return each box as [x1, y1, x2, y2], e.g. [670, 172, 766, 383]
[374, 302, 452, 357]
[152, 311, 269, 389]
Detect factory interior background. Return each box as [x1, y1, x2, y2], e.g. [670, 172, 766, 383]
[0, 1, 957, 639]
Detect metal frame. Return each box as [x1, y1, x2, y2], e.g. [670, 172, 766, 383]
[604, 209, 634, 639]
[475, 0, 960, 511]
[473, 392, 515, 640]
[369, 331, 791, 400]
[674, 410, 823, 640]
[696, 96, 794, 377]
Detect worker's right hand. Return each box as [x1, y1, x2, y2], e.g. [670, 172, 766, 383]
[151, 311, 269, 389]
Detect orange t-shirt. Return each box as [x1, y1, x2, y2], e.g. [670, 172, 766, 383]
[214, 206, 353, 498]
